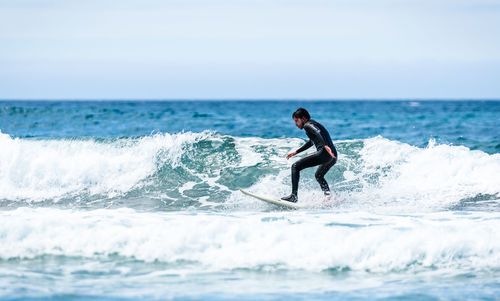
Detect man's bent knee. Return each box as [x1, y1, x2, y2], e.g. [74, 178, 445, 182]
[315, 169, 325, 181]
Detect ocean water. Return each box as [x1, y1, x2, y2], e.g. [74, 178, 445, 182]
[0, 100, 499, 300]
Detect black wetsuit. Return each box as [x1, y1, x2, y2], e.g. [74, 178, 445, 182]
[290, 119, 337, 198]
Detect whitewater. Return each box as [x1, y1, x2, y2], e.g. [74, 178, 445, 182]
[0, 100, 499, 300]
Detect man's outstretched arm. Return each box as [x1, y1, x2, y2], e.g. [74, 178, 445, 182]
[287, 140, 312, 159]
[296, 140, 313, 153]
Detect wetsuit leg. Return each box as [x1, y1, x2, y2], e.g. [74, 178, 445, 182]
[291, 150, 329, 196]
[315, 157, 336, 194]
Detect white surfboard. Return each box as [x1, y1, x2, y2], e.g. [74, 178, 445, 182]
[239, 189, 304, 209]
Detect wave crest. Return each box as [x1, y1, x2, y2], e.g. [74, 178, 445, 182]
[1, 208, 499, 273]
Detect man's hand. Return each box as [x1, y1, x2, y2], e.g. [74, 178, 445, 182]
[286, 151, 297, 160]
[324, 146, 336, 159]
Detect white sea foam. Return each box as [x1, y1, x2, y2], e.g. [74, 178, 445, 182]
[0, 130, 212, 201]
[351, 136, 500, 210]
[1, 208, 499, 273]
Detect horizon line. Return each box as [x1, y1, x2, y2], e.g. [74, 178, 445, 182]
[1, 98, 499, 102]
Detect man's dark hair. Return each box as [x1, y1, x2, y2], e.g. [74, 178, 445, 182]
[292, 108, 310, 120]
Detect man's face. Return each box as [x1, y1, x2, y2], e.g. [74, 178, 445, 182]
[294, 117, 307, 129]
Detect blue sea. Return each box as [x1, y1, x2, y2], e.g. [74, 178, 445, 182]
[0, 100, 499, 300]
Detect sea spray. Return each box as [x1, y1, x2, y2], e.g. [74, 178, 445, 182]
[1, 208, 499, 273]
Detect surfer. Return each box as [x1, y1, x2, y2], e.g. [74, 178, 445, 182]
[282, 108, 337, 203]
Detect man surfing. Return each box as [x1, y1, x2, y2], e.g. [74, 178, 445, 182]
[282, 108, 337, 203]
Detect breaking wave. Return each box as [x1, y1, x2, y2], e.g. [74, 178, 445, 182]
[0, 130, 499, 212]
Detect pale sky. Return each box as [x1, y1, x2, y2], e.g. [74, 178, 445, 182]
[1, 0, 500, 99]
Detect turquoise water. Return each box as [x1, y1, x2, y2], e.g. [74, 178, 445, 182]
[2, 101, 499, 153]
[0, 100, 499, 300]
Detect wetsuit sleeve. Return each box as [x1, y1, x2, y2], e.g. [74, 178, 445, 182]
[304, 123, 326, 150]
[296, 140, 312, 154]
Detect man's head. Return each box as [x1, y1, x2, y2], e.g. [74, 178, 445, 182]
[292, 108, 310, 129]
